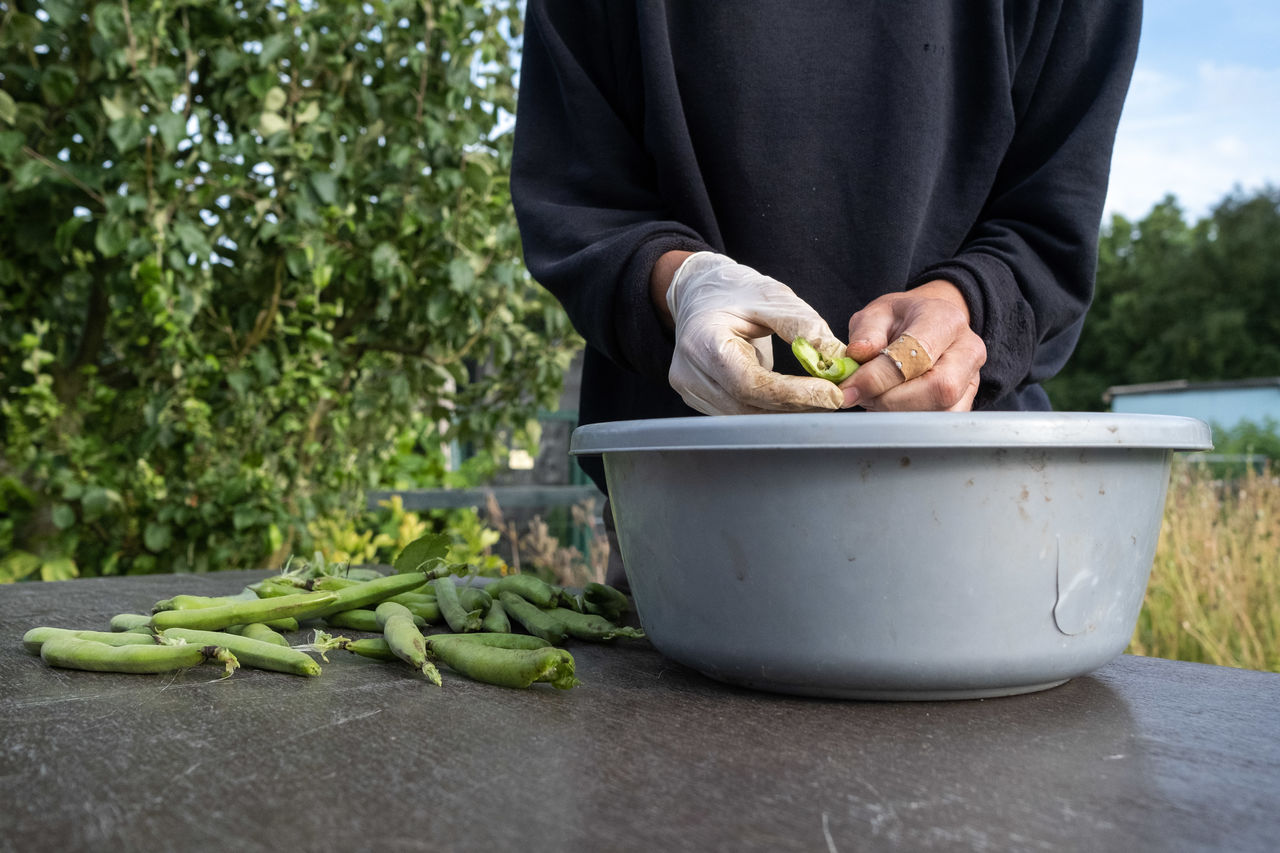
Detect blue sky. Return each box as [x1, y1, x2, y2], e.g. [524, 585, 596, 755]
[1104, 0, 1280, 221]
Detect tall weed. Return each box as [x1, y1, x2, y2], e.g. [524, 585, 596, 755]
[1130, 460, 1280, 671]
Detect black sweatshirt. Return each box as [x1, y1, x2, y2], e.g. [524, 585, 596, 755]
[511, 1, 1141, 484]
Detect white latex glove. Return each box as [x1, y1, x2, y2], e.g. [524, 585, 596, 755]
[666, 252, 849, 415]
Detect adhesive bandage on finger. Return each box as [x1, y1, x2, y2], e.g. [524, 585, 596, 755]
[882, 334, 933, 381]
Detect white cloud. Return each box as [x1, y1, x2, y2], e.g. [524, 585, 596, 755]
[1103, 61, 1280, 220]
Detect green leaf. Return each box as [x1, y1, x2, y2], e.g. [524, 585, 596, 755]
[54, 216, 86, 257]
[227, 369, 251, 396]
[52, 504, 77, 530]
[140, 67, 179, 101]
[156, 112, 187, 150]
[81, 487, 120, 522]
[448, 257, 475, 292]
[246, 72, 276, 99]
[393, 532, 452, 574]
[43, 0, 80, 28]
[296, 101, 321, 125]
[41, 557, 79, 582]
[92, 5, 127, 43]
[0, 550, 42, 584]
[144, 522, 172, 553]
[94, 218, 130, 258]
[1, 13, 42, 49]
[260, 34, 290, 67]
[173, 221, 210, 257]
[0, 91, 17, 126]
[263, 87, 288, 112]
[107, 118, 144, 153]
[258, 111, 289, 137]
[371, 242, 401, 283]
[0, 130, 21, 160]
[308, 172, 337, 205]
[100, 92, 129, 122]
[12, 160, 45, 192]
[41, 67, 78, 106]
[0, 476, 37, 509]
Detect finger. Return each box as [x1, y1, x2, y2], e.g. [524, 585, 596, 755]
[845, 299, 898, 364]
[749, 335, 774, 371]
[846, 318, 955, 402]
[713, 335, 844, 411]
[855, 337, 985, 412]
[721, 361, 844, 413]
[680, 384, 775, 416]
[740, 301, 841, 356]
[674, 326, 846, 413]
[948, 375, 981, 412]
[670, 358, 774, 415]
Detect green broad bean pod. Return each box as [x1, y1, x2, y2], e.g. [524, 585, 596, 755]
[425, 632, 551, 651]
[225, 623, 291, 648]
[481, 599, 511, 634]
[582, 582, 631, 623]
[324, 608, 425, 633]
[550, 608, 646, 641]
[485, 574, 560, 608]
[160, 628, 321, 677]
[398, 599, 441, 625]
[310, 576, 362, 592]
[310, 571, 431, 619]
[109, 613, 154, 632]
[383, 591, 436, 607]
[496, 591, 569, 645]
[249, 577, 309, 598]
[40, 635, 238, 676]
[150, 591, 340, 632]
[374, 602, 441, 685]
[152, 589, 257, 612]
[23, 627, 157, 655]
[326, 566, 387, 582]
[424, 635, 579, 690]
[152, 591, 298, 631]
[432, 578, 484, 633]
[457, 586, 493, 614]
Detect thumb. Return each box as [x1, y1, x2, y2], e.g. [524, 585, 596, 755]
[846, 301, 896, 363]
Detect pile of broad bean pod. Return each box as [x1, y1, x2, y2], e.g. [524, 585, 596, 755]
[21, 534, 642, 691]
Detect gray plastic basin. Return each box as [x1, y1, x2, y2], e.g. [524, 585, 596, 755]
[571, 412, 1212, 700]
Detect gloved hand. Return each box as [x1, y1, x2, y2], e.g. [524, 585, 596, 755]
[666, 252, 849, 415]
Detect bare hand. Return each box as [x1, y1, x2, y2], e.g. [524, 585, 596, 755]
[841, 280, 986, 411]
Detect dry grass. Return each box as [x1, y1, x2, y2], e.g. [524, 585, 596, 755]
[486, 494, 610, 589]
[1128, 460, 1280, 671]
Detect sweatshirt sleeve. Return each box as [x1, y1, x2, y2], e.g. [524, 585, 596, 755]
[908, 0, 1142, 408]
[510, 1, 713, 384]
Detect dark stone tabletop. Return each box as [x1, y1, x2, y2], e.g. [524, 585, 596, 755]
[2, 571, 1277, 852]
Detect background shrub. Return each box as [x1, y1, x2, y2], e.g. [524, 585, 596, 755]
[0, 0, 578, 581]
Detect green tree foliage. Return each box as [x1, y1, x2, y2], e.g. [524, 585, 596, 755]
[1046, 186, 1280, 411]
[0, 0, 579, 581]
